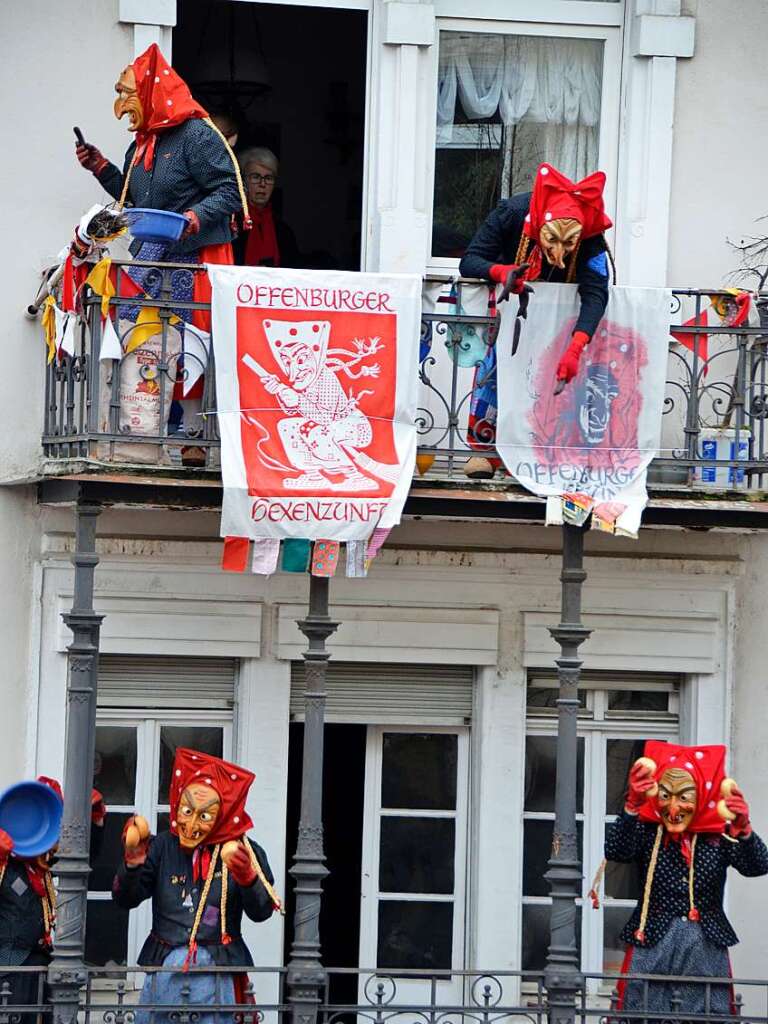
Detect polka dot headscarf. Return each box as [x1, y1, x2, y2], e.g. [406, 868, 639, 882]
[169, 747, 255, 847]
[637, 740, 728, 834]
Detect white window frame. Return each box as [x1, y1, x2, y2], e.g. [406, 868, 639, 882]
[89, 708, 233, 969]
[359, 725, 470, 1002]
[523, 680, 679, 987]
[426, 16, 623, 274]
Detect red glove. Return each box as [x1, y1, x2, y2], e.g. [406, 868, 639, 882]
[182, 210, 201, 238]
[227, 845, 257, 887]
[556, 330, 590, 383]
[625, 761, 656, 814]
[489, 264, 525, 294]
[91, 789, 106, 826]
[725, 785, 752, 838]
[0, 828, 13, 863]
[76, 143, 108, 176]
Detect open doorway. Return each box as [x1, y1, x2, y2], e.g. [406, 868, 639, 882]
[174, 1, 368, 270]
[285, 723, 366, 1009]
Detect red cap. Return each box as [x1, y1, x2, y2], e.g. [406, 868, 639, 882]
[637, 740, 727, 834]
[523, 163, 612, 242]
[169, 748, 255, 847]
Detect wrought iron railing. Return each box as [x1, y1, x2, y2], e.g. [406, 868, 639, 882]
[2, 964, 766, 1024]
[40, 260, 768, 492]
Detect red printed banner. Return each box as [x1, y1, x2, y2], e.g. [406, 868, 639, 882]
[209, 267, 421, 542]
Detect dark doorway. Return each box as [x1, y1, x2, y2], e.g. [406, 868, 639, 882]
[284, 722, 367, 1009]
[174, 1, 367, 270]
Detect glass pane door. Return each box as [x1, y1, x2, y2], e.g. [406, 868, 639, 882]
[359, 728, 469, 1005]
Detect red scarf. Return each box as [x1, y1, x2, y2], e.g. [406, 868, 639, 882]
[129, 44, 208, 171]
[244, 203, 280, 268]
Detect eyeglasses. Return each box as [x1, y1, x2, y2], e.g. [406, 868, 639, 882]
[246, 173, 276, 186]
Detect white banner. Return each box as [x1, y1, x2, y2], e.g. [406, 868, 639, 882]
[209, 266, 421, 541]
[495, 284, 671, 536]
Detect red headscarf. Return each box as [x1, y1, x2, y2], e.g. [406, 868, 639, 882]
[637, 740, 727, 834]
[523, 163, 612, 242]
[129, 44, 209, 171]
[169, 748, 255, 848]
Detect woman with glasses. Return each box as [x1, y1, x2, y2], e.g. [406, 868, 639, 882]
[237, 146, 300, 268]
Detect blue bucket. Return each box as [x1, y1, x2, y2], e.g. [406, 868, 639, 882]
[0, 781, 64, 857]
[125, 208, 188, 244]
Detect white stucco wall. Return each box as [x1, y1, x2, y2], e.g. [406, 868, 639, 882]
[668, 0, 768, 287]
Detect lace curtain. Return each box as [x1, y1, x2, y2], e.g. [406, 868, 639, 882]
[436, 33, 603, 189]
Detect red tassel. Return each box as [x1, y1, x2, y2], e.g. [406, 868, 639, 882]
[634, 929, 646, 943]
[588, 888, 600, 910]
[688, 907, 700, 922]
[222, 932, 233, 946]
[243, 216, 253, 231]
[182, 941, 198, 973]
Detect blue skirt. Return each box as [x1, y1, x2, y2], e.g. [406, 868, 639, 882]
[137, 946, 236, 1024]
[619, 918, 733, 1018]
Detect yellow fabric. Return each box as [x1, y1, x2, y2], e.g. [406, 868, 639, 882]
[41, 296, 57, 364]
[122, 306, 181, 353]
[85, 257, 115, 319]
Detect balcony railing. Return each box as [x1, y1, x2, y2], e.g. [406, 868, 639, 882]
[3, 963, 766, 1024]
[41, 260, 768, 493]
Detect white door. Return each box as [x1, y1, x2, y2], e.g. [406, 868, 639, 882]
[359, 727, 469, 1007]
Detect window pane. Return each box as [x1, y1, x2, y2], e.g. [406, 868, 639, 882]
[433, 32, 604, 257]
[158, 726, 223, 802]
[381, 733, 457, 810]
[157, 811, 170, 834]
[525, 736, 584, 813]
[603, 906, 632, 974]
[89, 813, 128, 892]
[94, 726, 136, 805]
[521, 904, 582, 972]
[379, 817, 455, 894]
[607, 690, 669, 713]
[605, 739, 646, 815]
[378, 900, 453, 969]
[527, 687, 587, 711]
[523, 820, 583, 897]
[86, 899, 129, 966]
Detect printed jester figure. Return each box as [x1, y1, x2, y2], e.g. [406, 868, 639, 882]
[603, 741, 768, 1016]
[458, 162, 613, 479]
[112, 748, 280, 1021]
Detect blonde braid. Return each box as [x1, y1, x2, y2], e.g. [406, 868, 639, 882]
[203, 118, 251, 226]
[117, 159, 136, 211]
[220, 860, 231, 944]
[587, 858, 607, 909]
[515, 234, 531, 267]
[634, 825, 663, 943]
[183, 844, 221, 971]
[244, 837, 284, 914]
[688, 833, 699, 921]
[566, 239, 582, 284]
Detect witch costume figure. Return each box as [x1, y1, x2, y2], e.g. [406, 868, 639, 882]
[603, 741, 768, 1017]
[75, 44, 250, 438]
[112, 748, 280, 1023]
[458, 162, 613, 479]
[0, 777, 105, 1021]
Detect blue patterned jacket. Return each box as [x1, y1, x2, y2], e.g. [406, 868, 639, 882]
[96, 119, 241, 257]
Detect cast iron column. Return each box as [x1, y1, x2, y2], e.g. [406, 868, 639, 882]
[286, 575, 338, 1024]
[48, 500, 103, 1024]
[544, 524, 591, 1024]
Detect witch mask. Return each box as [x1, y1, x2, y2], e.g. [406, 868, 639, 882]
[114, 66, 143, 131]
[656, 767, 698, 834]
[176, 782, 221, 850]
[539, 218, 582, 270]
